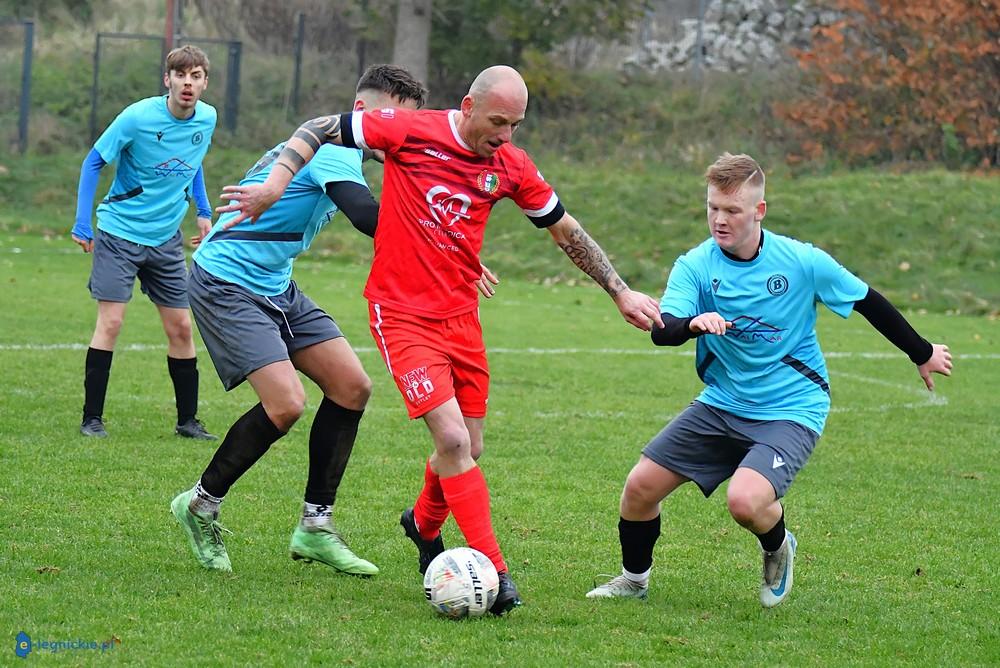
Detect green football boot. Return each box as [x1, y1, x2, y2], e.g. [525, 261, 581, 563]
[170, 490, 233, 572]
[289, 524, 379, 577]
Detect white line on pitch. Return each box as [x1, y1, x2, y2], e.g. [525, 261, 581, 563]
[2, 342, 998, 360]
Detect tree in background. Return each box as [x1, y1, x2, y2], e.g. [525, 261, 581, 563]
[426, 0, 648, 101]
[777, 0, 1000, 167]
[392, 0, 431, 86]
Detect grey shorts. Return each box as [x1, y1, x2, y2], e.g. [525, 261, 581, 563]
[642, 400, 819, 499]
[88, 229, 188, 308]
[188, 261, 343, 390]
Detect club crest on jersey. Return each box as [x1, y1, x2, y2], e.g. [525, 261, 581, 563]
[426, 185, 472, 227]
[767, 274, 789, 296]
[477, 170, 500, 194]
[399, 366, 434, 404]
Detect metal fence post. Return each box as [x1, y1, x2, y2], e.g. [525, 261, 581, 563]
[89, 33, 101, 144]
[225, 41, 241, 132]
[18, 20, 33, 154]
[291, 12, 305, 118]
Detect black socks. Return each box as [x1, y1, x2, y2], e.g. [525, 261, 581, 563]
[755, 510, 786, 553]
[619, 515, 661, 575]
[167, 356, 199, 424]
[200, 403, 285, 497]
[83, 347, 113, 419]
[304, 398, 364, 506]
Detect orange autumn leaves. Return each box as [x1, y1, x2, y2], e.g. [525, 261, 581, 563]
[776, 0, 1000, 166]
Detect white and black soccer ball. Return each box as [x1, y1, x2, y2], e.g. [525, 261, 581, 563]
[423, 547, 500, 619]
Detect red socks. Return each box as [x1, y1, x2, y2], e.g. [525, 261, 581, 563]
[439, 465, 507, 573]
[412, 459, 449, 539]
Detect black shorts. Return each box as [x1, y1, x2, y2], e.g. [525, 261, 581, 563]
[188, 262, 343, 390]
[642, 401, 820, 498]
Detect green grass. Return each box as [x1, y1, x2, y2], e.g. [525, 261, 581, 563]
[1, 232, 997, 665]
[1, 150, 997, 315]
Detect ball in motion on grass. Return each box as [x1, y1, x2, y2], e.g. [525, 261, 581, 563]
[423, 547, 499, 619]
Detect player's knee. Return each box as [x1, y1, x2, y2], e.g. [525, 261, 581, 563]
[346, 373, 373, 408]
[726, 488, 762, 526]
[432, 422, 471, 458]
[164, 319, 192, 346]
[622, 471, 659, 510]
[97, 313, 125, 339]
[469, 441, 483, 461]
[267, 392, 306, 431]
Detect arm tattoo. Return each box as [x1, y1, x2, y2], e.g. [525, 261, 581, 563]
[292, 128, 322, 153]
[273, 161, 297, 177]
[284, 147, 306, 169]
[273, 147, 306, 177]
[306, 115, 342, 143]
[557, 227, 628, 297]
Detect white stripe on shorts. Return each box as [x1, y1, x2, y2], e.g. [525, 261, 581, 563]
[372, 303, 393, 376]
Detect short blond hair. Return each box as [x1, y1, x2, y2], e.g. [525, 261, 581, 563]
[705, 153, 764, 197]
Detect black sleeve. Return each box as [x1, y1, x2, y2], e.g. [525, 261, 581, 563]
[651, 313, 698, 346]
[853, 287, 933, 365]
[325, 181, 379, 238]
[339, 112, 357, 148]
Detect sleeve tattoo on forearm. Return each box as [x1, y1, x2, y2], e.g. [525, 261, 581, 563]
[557, 227, 628, 296]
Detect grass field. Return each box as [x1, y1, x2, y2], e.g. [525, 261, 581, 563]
[1, 231, 997, 665]
[2, 151, 999, 316]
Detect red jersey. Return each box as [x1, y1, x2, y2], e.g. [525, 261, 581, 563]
[348, 108, 562, 319]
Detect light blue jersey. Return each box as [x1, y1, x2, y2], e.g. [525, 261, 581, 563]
[660, 230, 868, 434]
[94, 96, 216, 246]
[194, 143, 367, 296]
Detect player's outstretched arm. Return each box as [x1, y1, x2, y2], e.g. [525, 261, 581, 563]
[853, 287, 953, 390]
[216, 114, 348, 226]
[547, 212, 663, 331]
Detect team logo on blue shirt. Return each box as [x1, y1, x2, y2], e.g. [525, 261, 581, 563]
[767, 274, 789, 296]
[192, 131, 203, 145]
[154, 157, 195, 177]
[729, 315, 785, 343]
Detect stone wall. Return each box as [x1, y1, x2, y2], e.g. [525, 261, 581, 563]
[623, 0, 841, 74]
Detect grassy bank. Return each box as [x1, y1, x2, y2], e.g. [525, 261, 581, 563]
[0, 149, 996, 314]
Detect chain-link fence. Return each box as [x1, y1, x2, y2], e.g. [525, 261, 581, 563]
[1, 1, 822, 157]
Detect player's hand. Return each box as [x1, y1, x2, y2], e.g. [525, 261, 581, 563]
[689, 312, 732, 336]
[215, 183, 282, 227]
[613, 290, 664, 331]
[190, 216, 213, 247]
[917, 343, 952, 391]
[71, 234, 94, 253]
[475, 263, 499, 298]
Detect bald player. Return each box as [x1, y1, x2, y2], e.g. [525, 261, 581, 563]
[217, 65, 664, 615]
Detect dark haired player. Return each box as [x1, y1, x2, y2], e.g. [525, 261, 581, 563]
[72, 45, 217, 440]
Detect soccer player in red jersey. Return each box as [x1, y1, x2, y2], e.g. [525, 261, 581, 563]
[219, 65, 663, 615]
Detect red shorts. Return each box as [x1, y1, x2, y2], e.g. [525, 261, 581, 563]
[368, 302, 489, 419]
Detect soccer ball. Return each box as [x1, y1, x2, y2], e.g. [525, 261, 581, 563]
[423, 547, 499, 619]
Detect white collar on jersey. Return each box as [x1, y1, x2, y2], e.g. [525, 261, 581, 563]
[448, 110, 474, 152]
